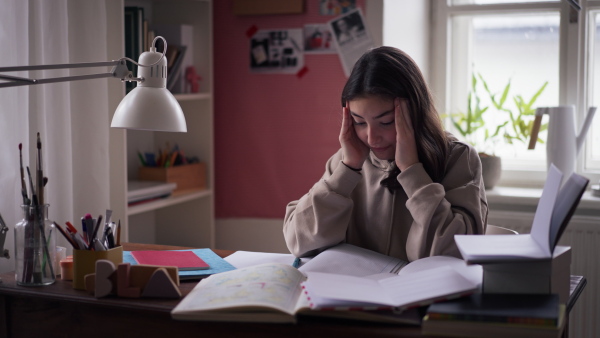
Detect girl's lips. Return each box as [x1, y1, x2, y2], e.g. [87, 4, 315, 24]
[371, 146, 389, 152]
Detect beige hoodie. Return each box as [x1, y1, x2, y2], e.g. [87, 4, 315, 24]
[283, 140, 488, 261]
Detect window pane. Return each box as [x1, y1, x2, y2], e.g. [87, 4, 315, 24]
[587, 12, 600, 170]
[449, 14, 559, 170]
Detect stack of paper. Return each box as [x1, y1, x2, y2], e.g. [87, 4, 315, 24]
[127, 180, 177, 205]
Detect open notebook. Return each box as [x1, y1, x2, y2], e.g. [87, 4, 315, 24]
[171, 244, 479, 324]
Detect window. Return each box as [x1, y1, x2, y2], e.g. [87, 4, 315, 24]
[431, 0, 600, 187]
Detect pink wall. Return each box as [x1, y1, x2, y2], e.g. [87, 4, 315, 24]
[214, 1, 365, 218]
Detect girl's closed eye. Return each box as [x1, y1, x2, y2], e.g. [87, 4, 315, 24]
[381, 120, 394, 126]
[353, 119, 366, 126]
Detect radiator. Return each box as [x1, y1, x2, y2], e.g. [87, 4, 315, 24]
[488, 210, 600, 338]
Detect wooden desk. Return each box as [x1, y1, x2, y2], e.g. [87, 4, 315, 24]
[0, 243, 424, 338]
[0, 243, 586, 338]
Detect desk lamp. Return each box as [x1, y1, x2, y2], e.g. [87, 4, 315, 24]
[0, 36, 187, 133]
[0, 37, 186, 283]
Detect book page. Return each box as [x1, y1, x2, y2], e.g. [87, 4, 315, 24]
[530, 164, 562, 255]
[380, 266, 478, 308]
[299, 243, 408, 277]
[549, 173, 589, 250]
[398, 256, 482, 286]
[172, 263, 305, 316]
[454, 234, 549, 263]
[225, 251, 308, 269]
[302, 266, 478, 310]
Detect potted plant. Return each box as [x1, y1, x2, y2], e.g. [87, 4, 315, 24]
[447, 73, 548, 189]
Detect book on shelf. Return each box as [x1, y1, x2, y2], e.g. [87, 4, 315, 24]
[151, 23, 194, 93]
[167, 45, 187, 92]
[123, 249, 236, 281]
[124, 6, 145, 93]
[454, 164, 589, 264]
[170, 244, 479, 324]
[422, 305, 566, 338]
[425, 293, 560, 326]
[131, 250, 210, 271]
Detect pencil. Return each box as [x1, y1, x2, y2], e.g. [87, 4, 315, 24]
[37, 133, 44, 206]
[116, 220, 121, 246]
[89, 215, 103, 250]
[53, 222, 79, 249]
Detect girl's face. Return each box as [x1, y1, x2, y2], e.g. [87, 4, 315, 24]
[348, 95, 397, 161]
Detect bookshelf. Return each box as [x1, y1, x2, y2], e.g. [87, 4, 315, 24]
[116, 0, 214, 248]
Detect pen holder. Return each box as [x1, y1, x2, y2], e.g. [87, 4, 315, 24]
[73, 246, 123, 290]
[14, 204, 56, 286]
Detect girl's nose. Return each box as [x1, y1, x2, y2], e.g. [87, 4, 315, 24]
[367, 126, 380, 145]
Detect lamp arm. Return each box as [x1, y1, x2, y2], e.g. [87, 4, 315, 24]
[0, 36, 168, 89]
[0, 60, 138, 88]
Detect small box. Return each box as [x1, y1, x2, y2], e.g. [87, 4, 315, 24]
[482, 246, 571, 303]
[138, 163, 206, 193]
[73, 246, 123, 290]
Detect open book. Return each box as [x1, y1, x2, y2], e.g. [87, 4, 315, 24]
[171, 244, 480, 324]
[454, 164, 589, 263]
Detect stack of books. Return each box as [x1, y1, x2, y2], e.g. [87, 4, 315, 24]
[422, 293, 565, 338]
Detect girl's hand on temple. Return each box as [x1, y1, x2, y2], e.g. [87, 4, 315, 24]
[394, 98, 419, 171]
[339, 104, 369, 169]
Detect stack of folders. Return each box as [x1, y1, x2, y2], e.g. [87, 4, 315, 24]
[421, 293, 565, 338]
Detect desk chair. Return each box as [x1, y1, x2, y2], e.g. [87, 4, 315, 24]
[485, 224, 519, 235]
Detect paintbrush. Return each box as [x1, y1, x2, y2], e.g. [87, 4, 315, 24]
[19, 143, 29, 205]
[36, 133, 44, 206]
[26, 166, 38, 206]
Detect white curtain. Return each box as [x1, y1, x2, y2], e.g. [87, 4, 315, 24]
[0, 0, 112, 273]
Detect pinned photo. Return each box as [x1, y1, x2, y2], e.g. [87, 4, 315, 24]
[250, 29, 304, 74]
[304, 24, 335, 54]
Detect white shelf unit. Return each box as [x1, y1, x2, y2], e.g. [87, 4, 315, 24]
[122, 0, 214, 248]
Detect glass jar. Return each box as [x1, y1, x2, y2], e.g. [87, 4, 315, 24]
[14, 204, 56, 286]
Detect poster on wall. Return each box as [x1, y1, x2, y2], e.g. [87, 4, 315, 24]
[250, 28, 304, 74]
[328, 8, 373, 77]
[303, 24, 336, 54]
[319, 0, 357, 15]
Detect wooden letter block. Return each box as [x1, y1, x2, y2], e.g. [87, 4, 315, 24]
[130, 264, 179, 288]
[141, 268, 182, 299]
[95, 260, 117, 298]
[117, 263, 141, 298]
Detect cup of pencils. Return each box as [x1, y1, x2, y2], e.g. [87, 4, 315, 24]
[14, 204, 56, 286]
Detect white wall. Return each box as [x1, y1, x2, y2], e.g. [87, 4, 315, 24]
[383, 0, 431, 81]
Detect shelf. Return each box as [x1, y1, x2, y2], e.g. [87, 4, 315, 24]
[127, 188, 212, 216]
[173, 92, 211, 101]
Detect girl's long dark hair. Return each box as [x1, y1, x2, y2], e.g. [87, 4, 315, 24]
[341, 46, 452, 183]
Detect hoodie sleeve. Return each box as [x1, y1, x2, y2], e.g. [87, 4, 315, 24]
[283, 151, 362, 257]
[398, 143, 488, 261]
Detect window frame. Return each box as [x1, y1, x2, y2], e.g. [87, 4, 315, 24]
[431, 0, 600, 188]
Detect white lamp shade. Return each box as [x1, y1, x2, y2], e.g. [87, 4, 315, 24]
[111, 48, 187, 132]
[111, 86, 187, 132]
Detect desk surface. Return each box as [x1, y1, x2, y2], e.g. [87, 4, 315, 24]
[0, 243, 586, 338]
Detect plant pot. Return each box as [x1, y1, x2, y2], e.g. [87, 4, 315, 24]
[479, 154, 502, 190]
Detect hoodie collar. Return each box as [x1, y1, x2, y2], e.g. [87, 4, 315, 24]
[367, 151, 397, 172]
